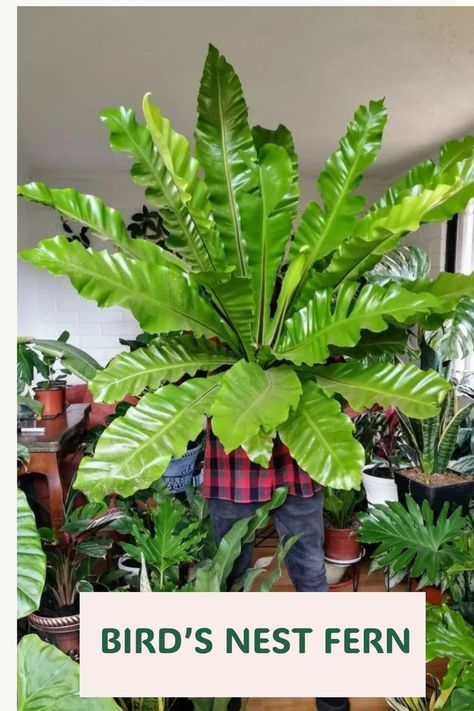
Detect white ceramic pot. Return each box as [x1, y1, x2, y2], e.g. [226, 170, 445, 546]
[325, 560, 349, 585]
[362, 470, 398, 506]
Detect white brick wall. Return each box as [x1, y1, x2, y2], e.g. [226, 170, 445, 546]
[18, 171, 446, 380]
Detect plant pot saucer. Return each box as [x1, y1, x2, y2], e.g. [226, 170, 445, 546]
[324, 546, 366, 566]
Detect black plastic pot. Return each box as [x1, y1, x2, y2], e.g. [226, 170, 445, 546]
[395, 469, 474, 516]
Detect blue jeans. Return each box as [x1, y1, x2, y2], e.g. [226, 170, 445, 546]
[207, 491, 349, 711]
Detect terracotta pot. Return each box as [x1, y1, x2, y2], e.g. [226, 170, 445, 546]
[29, 611, 80, 655]
[410, 580, 446, 605]
[324, 526, 361, 562]
[329, 566, 355, 591]
[34, 387, 66, 417]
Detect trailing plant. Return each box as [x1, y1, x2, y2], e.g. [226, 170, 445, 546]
[17, 634, 120, 710]
[358, 496, 471, 595]
[18, 44, 474, 501]
[323, 486, 365, 528]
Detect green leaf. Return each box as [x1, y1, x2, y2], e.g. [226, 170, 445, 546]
[17, 181, 160, 264]
[100, 106, 219, 271]
[259, 535, 299, 592]
[426, 604, 474, 677]
[364, 246, 431, 285]
[291, 99, 387, 288]
[437, 402, 474, 473]
[195, 44, 258, 275]
[242, 428, 276, 468]
[141, 94, 224, 270]
[315, 183, 462, 289]
[89, 334, 236, 403]
[75, 376, 220, 501]
[19, 236, 232, 343]
[329, 325, 410, 362]
[252, 123, 299, 219]
[211, 361, 302, 452]
[313, 362, 451, 419]
[403, 272, 474, 313]
[22, 338, 101, 382]
[17, 634, 120, 710]
[358, 498, 467, 582]
[242, 143, 293, 344]
[427, 298, 474, 360]
[450, 455, 474, 474]
[278, 381, 365, 490]
[275, 282, 439, 366]
[17, 490, 46, 618]
[194, 517, 251, 592]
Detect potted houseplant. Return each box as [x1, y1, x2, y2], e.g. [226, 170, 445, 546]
[358, 495, 473, 604]
[396, 390, 474, 515]
[29, 496, 126, 655]
[18, 44, 474, 504]
[355, 407, 403, 506]
[323, 487, 365, 564]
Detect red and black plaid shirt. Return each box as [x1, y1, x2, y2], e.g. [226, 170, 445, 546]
[202, 421, 321, 503]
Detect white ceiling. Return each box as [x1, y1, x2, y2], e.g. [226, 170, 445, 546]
[18, 6, 474, 180]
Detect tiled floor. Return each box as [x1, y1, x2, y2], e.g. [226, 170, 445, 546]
[245, 528, 446, 711]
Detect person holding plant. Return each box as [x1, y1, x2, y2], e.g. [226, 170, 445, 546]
[203, 426, 350, 711]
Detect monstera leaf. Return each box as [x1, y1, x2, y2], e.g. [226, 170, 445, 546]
[278, 381, 365, 489]
[426, 297, 474, 360]
[75, 376, 221, 501]
[17, 490, 46, 618]
[364, 245, 431, 285]
[17, 635, 120, 710]
[90, 334, 236, 403]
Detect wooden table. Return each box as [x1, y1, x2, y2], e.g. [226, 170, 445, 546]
[17, 404, 90, 530]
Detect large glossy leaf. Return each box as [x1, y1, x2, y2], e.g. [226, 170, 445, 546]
[364, 245, 431, 285]
[211, 361, 302, 453]
[426, 297, 474, 361]
[315, 183, 463, 289]
[75, 376, 220, 501]
[291, 99, 387, 292]
[17, 490, 46, 618]
[252, 123, 299, 219]
[90, 334, 236, 403]
[22, 337, 101, 382]
[278, 381, 365, 490]
[19, 236, 232, 343]
[403, 272, 474, 313]
[358, 497, 467, 581]
[17, 634, 120, 710]
[241, 143, 293, 343]
[242, 428, 276, 468]
[313, 362, 451, 419]
[195, 44, 258, 275]
[275, 282, 439, 365]
[426, 604, 474, 674]
[17, 181, 160, 264]
[100, 105, 220, 271]
[329, 325, 410, 362]
[141, 94, 224, 269]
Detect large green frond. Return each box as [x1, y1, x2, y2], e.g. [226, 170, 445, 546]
[100, 105, 220, 271]
[275, 282, 439, 365]
[75, 376, 220, 501]
[278, 381, 365, 490]
[19, 236, 233, 343]
[89, 334, 236, 403]
[252, 123, 299, 218]
[17, 181, 160, 264]
[313, 362, 451, 419]
[195, 44, 258, 275]
[291, 100, 387, 283]
[211, 361, 302, 453]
